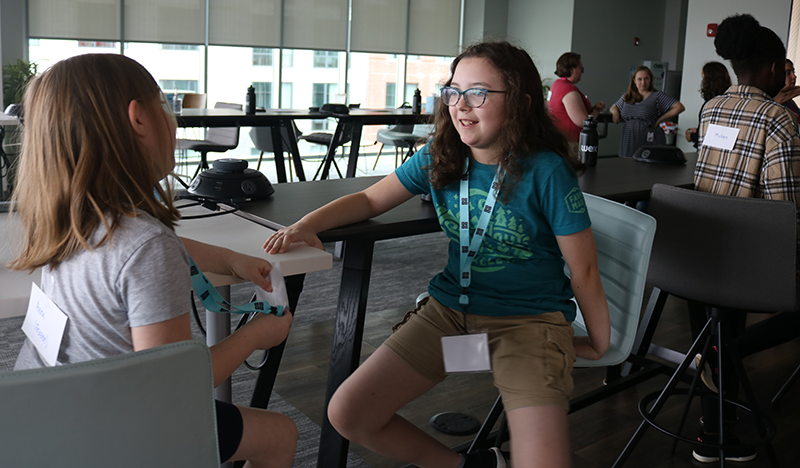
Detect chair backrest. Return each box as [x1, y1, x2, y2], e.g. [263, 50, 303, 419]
[0, 341, 219, 467]
[206, 102, 242, 147]
[335, 120, 355, 146]
[249, 122, 301, 153]
[647, 184, 797, 312]
[183, 93, 207, 109]
[570, 193, 657, 367]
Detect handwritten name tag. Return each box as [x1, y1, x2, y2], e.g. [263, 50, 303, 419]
[702, 123, 740, 151]
[21, 283, 68, 367]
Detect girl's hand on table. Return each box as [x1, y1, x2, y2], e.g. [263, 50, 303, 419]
[263, 224, 324, 254]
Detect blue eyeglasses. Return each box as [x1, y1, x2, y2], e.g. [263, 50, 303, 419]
[441, 87, 507, 108]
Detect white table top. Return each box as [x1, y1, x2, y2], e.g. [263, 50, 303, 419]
[0, 113, 19, 125]
[174, 205, 332, 286]
[0, 208, 331, 319]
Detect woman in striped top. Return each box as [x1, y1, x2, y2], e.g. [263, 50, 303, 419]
[610, 66, 685, 158]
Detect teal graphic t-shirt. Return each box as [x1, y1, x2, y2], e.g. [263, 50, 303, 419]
[395, 143, 591, 321]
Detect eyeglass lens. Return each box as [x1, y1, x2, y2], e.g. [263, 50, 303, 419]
[442, 88, 487, 108]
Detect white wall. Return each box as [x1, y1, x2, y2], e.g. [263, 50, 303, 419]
[506, 0, 574, 81]
[677, 0, 793, 153]
[572, 0, 672, 156]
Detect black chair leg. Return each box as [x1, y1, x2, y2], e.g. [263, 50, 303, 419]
[613, 317, 715, 467]
[772, 364, 800, 404]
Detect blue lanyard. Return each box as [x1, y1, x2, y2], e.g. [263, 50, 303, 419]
[188, 256, 285, 316]
[458, 160, 502, 307]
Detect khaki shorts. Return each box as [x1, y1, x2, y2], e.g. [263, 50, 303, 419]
[384, 296, 575, 411]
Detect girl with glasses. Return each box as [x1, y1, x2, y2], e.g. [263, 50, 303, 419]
[265, 41, 610, 468]
[9, 54, 297, 468]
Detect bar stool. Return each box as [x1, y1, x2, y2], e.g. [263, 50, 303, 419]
[613, 184, 796, 468]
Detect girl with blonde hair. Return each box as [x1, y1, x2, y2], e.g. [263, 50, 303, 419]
[9, 54, 297, 468]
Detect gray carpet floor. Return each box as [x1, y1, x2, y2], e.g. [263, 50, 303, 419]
[0, 231, 450, 468]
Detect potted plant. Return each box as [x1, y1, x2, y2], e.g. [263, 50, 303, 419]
[3, 59, 38, 112]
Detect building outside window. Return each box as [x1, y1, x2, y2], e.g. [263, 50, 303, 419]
[385, 83, 396, 108]
[253, 82, 272, 109]
[405, 83, 419, 105]
[282, 50, 293, 68]
[313, 50, 338, 68]
[159, 80, 199, 93]
[161, 44, 200, 51]
[312, 82, 338, 130]
[253, 48, 273, 66]
[281, 83, 293, 108]
[78, 41, 116, 48]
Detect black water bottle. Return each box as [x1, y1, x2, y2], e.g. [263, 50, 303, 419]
[579, 117, 599, 167]
[246, 85, 256, 114]
[412, 88, 422, 115]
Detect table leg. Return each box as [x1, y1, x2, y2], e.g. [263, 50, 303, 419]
[249, 273, 306, 409]
[285, 120, 306, 181]
[317, 239, 375, 468]
[207, 285, 232, 468]
[207, 284, 232, 402]
[320, 124, 345, 180]
[270, 126, 288, 184]
[345, 123, 364, 178]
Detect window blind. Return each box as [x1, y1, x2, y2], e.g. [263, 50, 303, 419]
[29, 0, 119, 41]
[283, 0, 348, 51]
[209, 0, 282, 48]
[124, 0, 205, 44]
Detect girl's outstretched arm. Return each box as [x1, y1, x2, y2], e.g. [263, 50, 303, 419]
[181, 237, 274, 292]
[556, 227, 610, 360]
[264, 172, 415, 254]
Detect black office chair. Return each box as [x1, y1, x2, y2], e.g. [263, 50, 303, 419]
[177, 102, 242, 178]
[249, 122, 304, 181]
[299, 120, 355, 180]
[613, 184, 796, 468]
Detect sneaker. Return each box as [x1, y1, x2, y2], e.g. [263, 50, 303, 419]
[692, 431, 757, 463]
[459, 447, 507, 468]
[694, 353, 718, 393]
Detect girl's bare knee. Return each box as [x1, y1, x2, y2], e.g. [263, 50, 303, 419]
[327, 388, 365, 441]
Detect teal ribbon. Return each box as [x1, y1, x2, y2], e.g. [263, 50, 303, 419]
[189, 256, 285, 316]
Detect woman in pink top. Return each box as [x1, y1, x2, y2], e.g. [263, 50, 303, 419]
[548, 52, 606, 142]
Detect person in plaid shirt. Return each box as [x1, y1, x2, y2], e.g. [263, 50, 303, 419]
[691, 14, 800, 464]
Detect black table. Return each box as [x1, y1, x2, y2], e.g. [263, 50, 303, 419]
[177, 108, 430, 183]
[233, 152, 699, 468]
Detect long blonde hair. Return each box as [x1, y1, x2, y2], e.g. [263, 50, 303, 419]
[8, 54, 179, 272]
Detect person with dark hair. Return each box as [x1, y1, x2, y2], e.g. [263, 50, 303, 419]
[610, 65, 685, 158]
[549, 52, 605, 143]
[684, 61, 732, 148]
[693, 13, 800, 464]
[773, 58, 800, 120]
[265, 41, 611, 468]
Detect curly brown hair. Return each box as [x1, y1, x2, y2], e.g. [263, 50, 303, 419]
[700, 61, 732, 101]
[429, 41, 578, 202]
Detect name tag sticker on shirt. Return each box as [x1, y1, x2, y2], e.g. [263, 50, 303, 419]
[21, 283, 68, 367]
[702, 123, 740, 151]
[442, 333, 491, 374]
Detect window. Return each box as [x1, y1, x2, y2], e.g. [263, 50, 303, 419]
[282, 50, 294, 68]
[312, 83, 338, 129]
[254, 82, 272, 109]
[405, 83, 419, 104]
[253, 48, 273, 66]
[385, 83, 396, 108]
[313, 51, 339, 68]
[159, 80, 199, 93]
[161, 44, 200, 51]
[78, 41, 116, 48]
[281, 83, 293, 108]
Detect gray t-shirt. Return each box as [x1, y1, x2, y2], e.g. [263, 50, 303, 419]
[15, 213, 190, 369]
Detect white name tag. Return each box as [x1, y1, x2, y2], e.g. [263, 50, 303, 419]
[441, 333, 491, 374]
[254, 262, 289, 309]
[21, 283, 68, 367]
[702, 123, 740, 151]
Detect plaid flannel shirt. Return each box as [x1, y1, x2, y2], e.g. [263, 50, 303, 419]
[695, 85, 800, 204]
